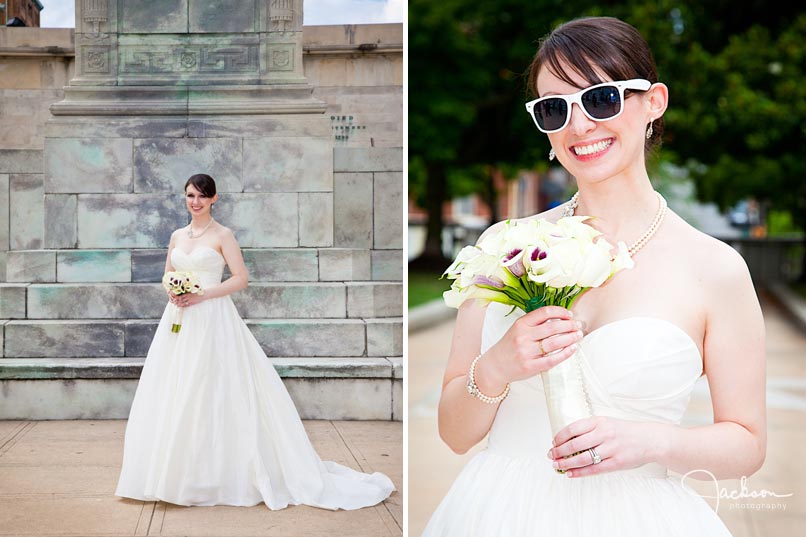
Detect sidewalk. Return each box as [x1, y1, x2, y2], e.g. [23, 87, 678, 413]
[409, 290, 806, 536]
[0, 420, 402, 537]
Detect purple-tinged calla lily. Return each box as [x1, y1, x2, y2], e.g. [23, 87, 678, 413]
[530, 247, 547, 261]
[501, 248, 526, 278]
[523, 243, 551, 277]
[509, 262, 526, 278]
[503, 248, 522, 262]
[443, 284, 513, 309]
[471, 274, 505, 288]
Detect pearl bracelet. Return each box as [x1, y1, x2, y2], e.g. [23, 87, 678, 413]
[466, 353, 510, 404]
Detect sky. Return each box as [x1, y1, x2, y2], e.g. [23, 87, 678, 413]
[39, 0, 404, 28]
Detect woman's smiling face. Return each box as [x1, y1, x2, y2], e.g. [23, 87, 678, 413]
[185, 183, 217, 216]
[536, 62, 652, 184]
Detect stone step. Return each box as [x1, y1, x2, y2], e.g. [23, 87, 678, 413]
[0, 357, 403, 421]
[0, 356, 400, 379]
[0, 281, 402, 319]
[4, 248, 403, 284]
[1, 318, 403, 358]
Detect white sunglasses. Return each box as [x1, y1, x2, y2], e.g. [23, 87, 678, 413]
[525, 79, 652, 133]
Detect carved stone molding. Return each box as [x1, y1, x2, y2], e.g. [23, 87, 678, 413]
[268, 44, 294, 72]
[261, 0, 303, 33]
[83, 0, 108, 35]
[83, 46, 111, 74]
[76, 0, 117, 36]
[50, 85, 327, 116]
[270, 0, 294, 32]
[65, 0, 310, 88]
[120, 45, 259, 75]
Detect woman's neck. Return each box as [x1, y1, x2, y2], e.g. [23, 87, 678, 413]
[190, 213, 213, 228]
[573, 172, 659, 246]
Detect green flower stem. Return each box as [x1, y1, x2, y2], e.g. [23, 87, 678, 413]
[474, 284, 527, 310]
[520, 285, 590, 311]
[525, 295, 545, 312]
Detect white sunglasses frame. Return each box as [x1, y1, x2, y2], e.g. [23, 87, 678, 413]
[525, 78, 652, 133]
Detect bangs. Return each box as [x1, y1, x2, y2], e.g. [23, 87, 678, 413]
[528, 17, 651, 98]
[539, 45, 605, 96]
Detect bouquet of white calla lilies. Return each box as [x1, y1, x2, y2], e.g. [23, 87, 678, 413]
[442, 216, 634, 464]
[162, 271, 204, 333]
[443, 216, 633, 312]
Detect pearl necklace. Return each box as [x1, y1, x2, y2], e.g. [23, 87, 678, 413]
[562, 191, 667, 257]
[188, 218, 214, 239]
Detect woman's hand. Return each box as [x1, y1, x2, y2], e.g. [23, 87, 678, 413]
[548, 416, 666, 477]
[474, 306, 583, 393]
[169, 292, 205, 308]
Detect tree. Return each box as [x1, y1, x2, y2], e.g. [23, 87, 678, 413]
[666, 13, 806, 280]
[408, 0, 491, 270]
[409, 0, 806, 278]
[408, 0, 591, 271]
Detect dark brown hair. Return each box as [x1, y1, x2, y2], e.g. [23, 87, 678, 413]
[184, 174, 217, 197]
[528, 17, 663, 150]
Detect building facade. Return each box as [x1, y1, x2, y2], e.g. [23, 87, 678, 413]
[1, 0, 43, 27]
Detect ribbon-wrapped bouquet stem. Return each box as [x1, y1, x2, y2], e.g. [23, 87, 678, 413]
[443, 216, 634, 449]
[162, 271, 204, 333]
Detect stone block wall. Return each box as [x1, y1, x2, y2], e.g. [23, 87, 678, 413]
[0, 144, 403, 419]
[0, 20, 403, 421]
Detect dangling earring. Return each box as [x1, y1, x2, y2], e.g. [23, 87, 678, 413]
[646, 120, 654, 140]
[549, 148, 556, 161]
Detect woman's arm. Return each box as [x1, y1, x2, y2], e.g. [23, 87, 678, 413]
[164, 230, 177, 274]
[438, 300, 500, 454]
[551, 243, 766, 480]
[203, 227, 249, 299]
[655, 244, 766, 478]
[438, 301, 581, 454]
[438, 215, 582, 454]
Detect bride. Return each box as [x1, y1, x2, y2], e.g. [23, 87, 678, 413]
[115, 173, 394, 510]
[423, 16, 765, 536]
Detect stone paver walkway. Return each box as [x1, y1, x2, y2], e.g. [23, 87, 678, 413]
[0, 420, 401, 537]
[409, 291, 806, 536]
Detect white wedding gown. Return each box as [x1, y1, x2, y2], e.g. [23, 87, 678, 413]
[423, 302, 732, 536]
[115, 246, 394, 509]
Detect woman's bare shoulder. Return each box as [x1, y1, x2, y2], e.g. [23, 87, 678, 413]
[213, 222, 234, 236]
[169, 227, 188, 241]
[476, 204, 568, 245]
[666, 210, 751, 283]
[213, 223, 240, 247]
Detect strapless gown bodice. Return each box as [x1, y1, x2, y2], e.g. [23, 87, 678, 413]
[170, 246, 226, 289]
[422, 302, 732, 536]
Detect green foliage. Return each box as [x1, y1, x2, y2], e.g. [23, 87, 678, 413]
[767, 210, 799, 237]
[408, 271, 452, 308]
[677, 12, 806, 231]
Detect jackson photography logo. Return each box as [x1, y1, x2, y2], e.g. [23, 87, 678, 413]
[681, 469, 793, 513]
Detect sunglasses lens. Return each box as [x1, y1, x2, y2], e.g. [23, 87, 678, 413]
[534, 98, 568, 132]
[582, 86, 621, 120]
